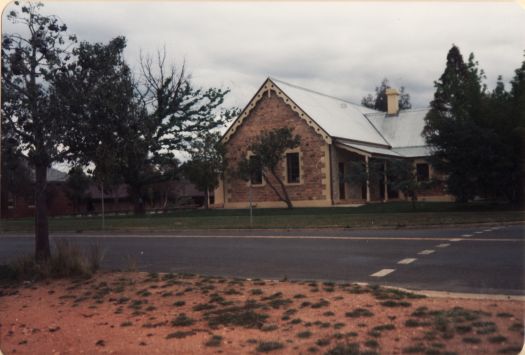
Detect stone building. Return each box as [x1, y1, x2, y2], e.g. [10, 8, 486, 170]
[213, 78, 452, 208]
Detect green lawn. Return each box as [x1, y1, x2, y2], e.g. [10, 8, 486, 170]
[1, 202, 523, 233]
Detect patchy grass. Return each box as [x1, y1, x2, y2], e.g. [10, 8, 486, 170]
[256, 341, 284, 352]
[204, 335, 223, 347]
[345, 308, 374, 318]
[325, 343, 360, 355]
[2, 202, 522, 233]
[205, 303, 269, 329]
[380, 300, 412, 308]
[297, 330, 312, 338]
[171, 313, 194, 327]
[1, 240, 104, 282]
[166, 330, 195, 339]
[315, 338, 330, 347]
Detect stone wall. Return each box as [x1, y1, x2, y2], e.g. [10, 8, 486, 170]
[222, 91, 331, 208]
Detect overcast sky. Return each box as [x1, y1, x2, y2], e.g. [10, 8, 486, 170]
[3, 1, 525, 111]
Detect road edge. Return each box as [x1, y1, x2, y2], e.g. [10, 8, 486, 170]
[1, 220, 524, 236]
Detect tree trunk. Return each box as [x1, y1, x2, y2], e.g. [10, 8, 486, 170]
[34, 163, 50, 261]
[131, 186, 145, 215]
[411, 192, 417, 210]
[133, 196, 145, 215]
[262, 172, 292, 209]
[271, 170, 293, 209]
[204, 188, 209, 209]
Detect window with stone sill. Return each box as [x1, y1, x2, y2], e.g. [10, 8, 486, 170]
[416, 163, 430, 182]
[286, 152, 300, 184]
[249, 155, 263, 186]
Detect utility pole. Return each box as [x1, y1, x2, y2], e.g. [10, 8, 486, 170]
[101, 183, 105, 230]
[248, 184, 253, 228]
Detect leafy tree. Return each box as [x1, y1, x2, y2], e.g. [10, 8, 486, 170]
[1, 2, 77, 260]
[361, 78, 412, 111]
[1, 132, 33, 217]
[505, 56, 525, 204]
[65, 166, 90, 213]
[386, 159, 436, 209]
[53, 37, 133, 212]
[345, 158, 435, 209]
[423, 45, 523, 203]
[237, 128, 300, 209]
[115, 49, 237, 214]
[345, 158, 383, 193]
[184, 132, 226, 209]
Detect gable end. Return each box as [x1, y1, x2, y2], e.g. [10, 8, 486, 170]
[222, 79, 332, 145]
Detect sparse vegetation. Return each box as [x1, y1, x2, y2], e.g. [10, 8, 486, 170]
[346, 308, 374, 318]
[166, 330, 195, 339]
[462, 337, 481, 344]
[1, 271, 521, 354]
[171, 313, 194, 327]
[316, 338, 330, 347]
[204, 335, 223, 347]
[297, 330, 312, 338]
[256, 341, 284, 352]
[1, 240, 104, 282]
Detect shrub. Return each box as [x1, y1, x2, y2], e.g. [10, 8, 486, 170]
[166, 330, 195, 339]
[86, 243, 105, 273]
[256, 341, 284, 352]
[316, 338, 330, 347]
[171, 313, 194, 327]
[50, 239, 90, 277]
[204, 335, 223, 347]
[364, 339, 379, 348]
[325, 343, 360, 355]
[380, 300, 411, 308]
[345, 308, 374, 318]
[488, 335, 507, 343]
[297, 330, 312, 338]
[1, 240, 102, 282]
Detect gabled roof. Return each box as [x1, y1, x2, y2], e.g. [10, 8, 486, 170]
[365, 108, 428, 149]
[271, 78, 389, 147]
[224, 77, 430, 158]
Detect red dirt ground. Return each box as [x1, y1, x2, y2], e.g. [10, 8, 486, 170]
[0, 272, 523, 354]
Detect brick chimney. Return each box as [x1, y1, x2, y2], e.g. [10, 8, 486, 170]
[385, 88, 399, 116]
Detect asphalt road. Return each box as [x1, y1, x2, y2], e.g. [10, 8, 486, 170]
[1, 224, 523, 295]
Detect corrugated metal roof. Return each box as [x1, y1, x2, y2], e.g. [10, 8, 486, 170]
[337, 142, 402, 157]
[365, 108, 429, 149]
[271, 78, 389, 146]
[392, 146, 431, 158]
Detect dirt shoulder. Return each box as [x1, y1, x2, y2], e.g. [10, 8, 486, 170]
[0, 272, 523, 354]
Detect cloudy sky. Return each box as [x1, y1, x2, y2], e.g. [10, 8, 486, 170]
[3, 1, 525, 111]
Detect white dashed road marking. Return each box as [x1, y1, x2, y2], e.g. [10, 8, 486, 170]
[398, 258, 417, 265]
[437, 243, 450, 248]
[370, 269, 395, 277]
[449, 238, 462, 242]
[483, 229, 492, 232]
[462, 234, 473, 237]
[418, 249, 435, 255]
[475, 231, 483, 234]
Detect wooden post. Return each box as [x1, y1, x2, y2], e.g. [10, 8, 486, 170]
[384, 160, 388, 202]
[365, 156, 371, 202]
[249, 185, 253, 227]
[101, 183, 105, 230]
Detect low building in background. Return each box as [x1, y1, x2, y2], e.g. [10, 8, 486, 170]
[1, 168, 208, 219]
